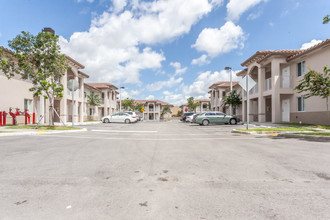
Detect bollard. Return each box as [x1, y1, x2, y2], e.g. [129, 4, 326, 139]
[0, 111, 2, 126]
[33, 113, 35, 124]
[3, 111, 6, 126]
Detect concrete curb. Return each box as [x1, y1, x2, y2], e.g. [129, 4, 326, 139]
[231, 129, 315, 135]
[277, 133, 330, 141]
[0, 128, 87, 137]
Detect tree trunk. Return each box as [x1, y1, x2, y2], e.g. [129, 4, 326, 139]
[49, 97, 54, 126]
[327, 97, 329, 125]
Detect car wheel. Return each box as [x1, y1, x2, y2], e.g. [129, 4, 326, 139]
[125, 119, 130, 124]
[202, 119, 209, 126]
[230, 118, 237, 125]
[103, 118, 110, 123]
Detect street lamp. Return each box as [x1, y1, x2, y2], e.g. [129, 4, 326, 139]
[224, 67, 233, 116]
[119, 86, 125, 112]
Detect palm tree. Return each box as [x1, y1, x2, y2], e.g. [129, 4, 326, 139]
[87, 92, 102, 107]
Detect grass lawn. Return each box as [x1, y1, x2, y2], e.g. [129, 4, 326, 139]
[276, 123, 330, 130]
[7, 125, 82, 130]
[237, 127, 316, 132]
[0, 131, 15, 133]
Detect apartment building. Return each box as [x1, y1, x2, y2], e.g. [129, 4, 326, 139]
[134, 100, 174, 120]
[209, 82, 243, 118]
[238, 39, 330, 125]
[0, 45, 89, 124]
[180, 99, 211, 113]
[84, 83, 118, 120]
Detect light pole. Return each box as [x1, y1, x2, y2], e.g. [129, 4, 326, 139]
[119, 86, 125, 112]
[224, 67, 233, 116]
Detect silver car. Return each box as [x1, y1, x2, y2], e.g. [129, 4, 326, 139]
[102, 113, 138, 123]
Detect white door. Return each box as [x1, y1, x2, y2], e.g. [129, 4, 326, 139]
[282, 99, 290, 122]
[282, 67, 290, 88]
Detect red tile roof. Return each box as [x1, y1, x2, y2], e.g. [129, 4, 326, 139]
[287, 38, 330, 61]
[134, 100, 174, 107]
[85, 83, 118, 90]
[209, 81, 239, 89]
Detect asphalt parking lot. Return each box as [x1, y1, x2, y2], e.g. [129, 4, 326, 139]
[0, 120, 330, 220]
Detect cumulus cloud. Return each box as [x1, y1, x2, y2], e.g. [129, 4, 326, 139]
[191, 54, 210, 66]
[146, 76, 183, 91]
[300, 39, 322, 50]
[226, 0, 267, 21]
[192, 21, 245, 57]
[170, 62, 187, 76]
[182, 70, 241, 98]
[145, 95, 155, 100]
[60, 0, 220, 84]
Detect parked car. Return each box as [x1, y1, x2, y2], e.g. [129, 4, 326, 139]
[101, 112, 137, 123]
[191, 113, 201, 123]
[181, 112, 194, 122]
[195, 112, 238, 126]
[124, 111, 141, 121]
[186, 114, 197, 123]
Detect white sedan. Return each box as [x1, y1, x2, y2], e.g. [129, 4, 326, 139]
[101, 113, 138, 124]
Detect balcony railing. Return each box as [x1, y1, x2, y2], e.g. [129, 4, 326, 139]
[265, 78, 272, 91]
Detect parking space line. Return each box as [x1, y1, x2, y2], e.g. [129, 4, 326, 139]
[91, 130, 158, 133]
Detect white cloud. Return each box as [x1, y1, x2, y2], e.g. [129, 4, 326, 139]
[192, 21, 245, 57]
[112, 0, 127, 13]
[146, 76, 183, 91]
[146, 95, 155, 100]
[162, 91, 186, 106]
[300, 39, 322, 50]
[170, 62, 187, 76]
[226, 0, 267, 22]
[182, 70, 241, 98]
[247, 10, 262, 20]
[191, 54, 210, 66]
[61, 0, 220, 84]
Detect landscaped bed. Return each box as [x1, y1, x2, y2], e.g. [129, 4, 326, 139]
[6, 125, 82, 130]
[276, 123, 330, 130]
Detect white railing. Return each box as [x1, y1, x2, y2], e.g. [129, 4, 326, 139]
[265, 78, 272, 91]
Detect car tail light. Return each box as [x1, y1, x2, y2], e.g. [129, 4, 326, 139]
[132, 116, 135, 118]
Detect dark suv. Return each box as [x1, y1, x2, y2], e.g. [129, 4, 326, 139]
[181, 112, 194, 122]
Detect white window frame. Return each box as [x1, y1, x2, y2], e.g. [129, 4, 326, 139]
[297, 61, 306, 77]
[297, 97, 305, 112]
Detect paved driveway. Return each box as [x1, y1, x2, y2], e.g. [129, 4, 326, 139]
[0, 121, 330, 219]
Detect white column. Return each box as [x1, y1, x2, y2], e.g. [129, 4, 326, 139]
[258, 67, 266, 122]
[271, 60, 281, 123]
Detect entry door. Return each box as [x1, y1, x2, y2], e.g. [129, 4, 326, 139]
[282, 67, 290, 88]
[282, 99, 290, 122]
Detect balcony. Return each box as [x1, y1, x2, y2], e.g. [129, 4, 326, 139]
[265, 78, 272, 91]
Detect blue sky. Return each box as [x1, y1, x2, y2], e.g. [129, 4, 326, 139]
[0, 0, 329, 105]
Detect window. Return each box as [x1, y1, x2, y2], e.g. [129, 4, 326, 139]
[297, 97, 305, 112]
[24, 99, 32, 112]
[297, 61, 306, 77]
[89, 108, 94, 116]
[215, 112, 224, 116]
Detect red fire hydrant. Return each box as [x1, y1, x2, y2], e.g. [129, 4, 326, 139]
[0, 111, 2, 126]
[9, 108, 17, 125]
[25, 109, 31, 125]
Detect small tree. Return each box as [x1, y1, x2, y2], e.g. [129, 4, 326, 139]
[295, 66, 330, 122]
[0, 31, 70, 125]
[177, 110, 183, 117]
[87, 92, 102, 107]
[134, 103, 144, 113]
[122, 98, 135, 111]
[161, 105, 172, 118]
[187, 97, 200, 113]
[223, 91, 242, 115]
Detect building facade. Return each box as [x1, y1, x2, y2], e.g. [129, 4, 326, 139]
[209, 82, 243, 118]
[180, 99, 211, 114]
[0, 45, 89, 124]
[84, 83, 118, 121]
[134, 100, 174, 121]
[238, 39, 330, 125]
